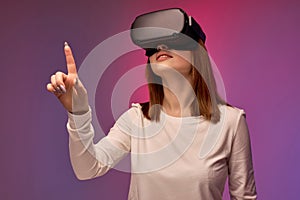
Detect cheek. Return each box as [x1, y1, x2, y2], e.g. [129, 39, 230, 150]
[173, 50, 192, 63]
[171, 55, 193, 73]
[177, 51, 193, 73]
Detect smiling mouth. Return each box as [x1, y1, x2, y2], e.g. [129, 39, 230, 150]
[156, 52, 173, 61]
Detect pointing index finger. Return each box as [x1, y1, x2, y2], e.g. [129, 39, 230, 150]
[64, 42, 77, 75]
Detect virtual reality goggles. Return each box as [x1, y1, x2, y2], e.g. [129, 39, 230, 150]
[130, 8, 206, 56]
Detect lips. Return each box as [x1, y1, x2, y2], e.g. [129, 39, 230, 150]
[156, 51, 173, 61]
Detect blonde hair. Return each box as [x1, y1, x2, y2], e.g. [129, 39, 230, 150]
[141, 41, 227, 122]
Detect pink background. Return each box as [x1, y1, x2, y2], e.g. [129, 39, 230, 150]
[1, 0, 299, 199]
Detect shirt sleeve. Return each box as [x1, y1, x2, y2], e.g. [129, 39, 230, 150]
[67, 107, 131, 180]
[228, 113, 257, 199]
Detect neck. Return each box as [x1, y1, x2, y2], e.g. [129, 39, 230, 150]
[161, 75, 196, 117]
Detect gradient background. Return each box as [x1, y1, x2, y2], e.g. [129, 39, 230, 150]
[1, 0, 299, 199]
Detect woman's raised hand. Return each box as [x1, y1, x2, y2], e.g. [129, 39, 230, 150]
[47, 42, 89, 114]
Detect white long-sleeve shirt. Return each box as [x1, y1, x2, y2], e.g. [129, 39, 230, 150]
[67, 103, 257, 200]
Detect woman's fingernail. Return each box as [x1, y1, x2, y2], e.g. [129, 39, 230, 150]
[59, 85, 66, 93]
[56, 86, 62, 93]
[64, 41, 68, 46]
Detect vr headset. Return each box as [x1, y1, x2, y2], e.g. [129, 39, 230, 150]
[130, 8, 206, 56]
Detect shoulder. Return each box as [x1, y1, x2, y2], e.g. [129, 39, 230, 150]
[221, 104, 246, 118]
[219, 104, 247, 132]
[116, 103, 142, 122]
[114, 103, 144, 134]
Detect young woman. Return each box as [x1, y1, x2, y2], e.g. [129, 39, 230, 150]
[47, 8, 257, 200]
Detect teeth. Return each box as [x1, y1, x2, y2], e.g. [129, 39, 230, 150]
[158, 55, 169, 59]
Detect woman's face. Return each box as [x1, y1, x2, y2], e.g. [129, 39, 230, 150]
[149, 45, 193, 78]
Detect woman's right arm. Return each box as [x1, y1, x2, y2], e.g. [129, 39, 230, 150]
[47, 42, 130, 180]
[67, 108, 130, 180]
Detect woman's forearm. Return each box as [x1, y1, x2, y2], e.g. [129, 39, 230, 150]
[67, 109, 110, 180]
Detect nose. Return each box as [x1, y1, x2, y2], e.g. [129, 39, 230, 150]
[156, 44, 169, 51]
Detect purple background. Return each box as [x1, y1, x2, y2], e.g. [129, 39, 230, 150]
[1, 0, 299, 199]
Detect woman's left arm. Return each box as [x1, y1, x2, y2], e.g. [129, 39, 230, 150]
[228, 114, 257, 200]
